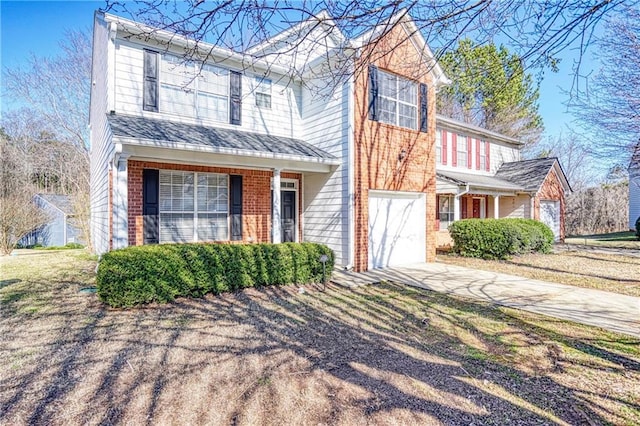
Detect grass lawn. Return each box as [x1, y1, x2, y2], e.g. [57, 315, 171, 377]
[565, 231, 640, 249]
[439, 250, 640, 298]
[1, 250, 639, 425]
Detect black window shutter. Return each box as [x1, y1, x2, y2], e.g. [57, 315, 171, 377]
[368, 65, 378, 121]
[230, 71, 242, 125]
[230, 175, 243, 240]
[143, 169, 159, 244]
[419, 83, 428, 133]
[143, 50, 159, 112]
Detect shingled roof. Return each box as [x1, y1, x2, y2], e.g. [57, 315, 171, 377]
[107, 114, 337, 161]
[495, 157, 570, 192]
[36, 194, 74, 215]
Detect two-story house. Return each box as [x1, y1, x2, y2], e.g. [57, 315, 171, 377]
[435, 117, 571, 244]
[90, 10, 569, 272]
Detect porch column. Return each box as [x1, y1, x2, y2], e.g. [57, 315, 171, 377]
[272, 168, 282, 243]
[112, 155, 129, 249]
[453, 196, 461, 221]
[493, 195, 500, 218]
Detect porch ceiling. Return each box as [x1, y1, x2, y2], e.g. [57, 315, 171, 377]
[108, 114, 340, 173]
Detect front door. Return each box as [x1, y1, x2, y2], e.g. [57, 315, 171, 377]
[281, 190, 296, 242]
[472, 198, 481, 218]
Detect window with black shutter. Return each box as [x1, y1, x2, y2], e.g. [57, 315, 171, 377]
[230, 71, 242, 125]
[143, 50, 159, 112]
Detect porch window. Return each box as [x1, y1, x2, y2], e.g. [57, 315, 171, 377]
[159, 170, 228, 243]
[435, 130, 442, 164]
[438, 195, 455, 230]
[378, 69, 418, 130]
[456, 134, 467, 168]
[160, 54, 229, 122]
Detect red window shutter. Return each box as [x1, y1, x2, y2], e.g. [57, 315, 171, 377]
[435, 195, 440, 220]
[461, 197, 468, 219]
[476, 139, 481, 170]
[467, 136, 472, 169]
[485, 140, 491, 171]
[452, 133, 457, 167]
[442, 131, 447, 165]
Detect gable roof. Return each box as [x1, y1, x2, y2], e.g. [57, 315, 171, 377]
[436, 115, 523, 146]
[350, 10, 450, 86]
[36, 194, 74, 215]
[108, 114, 337, 162]
[495, 157, 572, 193]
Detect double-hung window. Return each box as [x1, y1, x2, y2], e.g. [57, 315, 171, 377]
[479, 140, 487, 171]
[438, 195, 455, 230]
[255, 77, 272, 108]
[159, 170, 228, 243]
[160, 54, 229, 122]
[378, 70, 418, 130]
[456, 134, 467, 168]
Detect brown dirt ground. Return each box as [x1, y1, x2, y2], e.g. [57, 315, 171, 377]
[1, 250, 639, 425]
[438, 250, 640, 297]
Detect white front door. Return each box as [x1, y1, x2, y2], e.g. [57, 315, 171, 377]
[368, 191, 426, 269]
[540, 200, 560, 241]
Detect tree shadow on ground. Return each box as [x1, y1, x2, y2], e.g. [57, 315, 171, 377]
[1, 277, 638, 425]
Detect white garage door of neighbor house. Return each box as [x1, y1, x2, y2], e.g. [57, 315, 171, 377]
[368, 191, 426, 269]
[540, 200, 560, 241]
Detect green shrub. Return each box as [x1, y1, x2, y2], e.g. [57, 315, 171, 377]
[97, 242, 335, 308]
[448, 218, 554, 260]
[636, 217, 640, 240]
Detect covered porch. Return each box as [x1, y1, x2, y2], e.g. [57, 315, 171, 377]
[435, 170, 530, 249]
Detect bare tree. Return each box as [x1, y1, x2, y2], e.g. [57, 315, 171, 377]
[3, 30, 92, 250]
[570, 5, 640, 163]
[0, 131, 48, 255]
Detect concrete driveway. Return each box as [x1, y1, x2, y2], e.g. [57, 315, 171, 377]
[332, 262, 640, 338]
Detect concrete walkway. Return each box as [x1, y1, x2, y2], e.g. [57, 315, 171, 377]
[331, 263, 640, 338]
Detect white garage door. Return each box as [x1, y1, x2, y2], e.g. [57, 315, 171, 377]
[540, 200, 560, 241]
[368, 191, 426, 269]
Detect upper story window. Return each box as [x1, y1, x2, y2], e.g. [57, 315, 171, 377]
[456, 134, 467, 168]
[254, 77, 272, 108]
[378, 70, 418, 129]
[435, 130, 442, 164]
[160, 54, 229, 122]
[478, 140, 487, 171]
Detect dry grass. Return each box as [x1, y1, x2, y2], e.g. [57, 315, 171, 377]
[1, 250, 639, 425]
[565, 232, 640, 249]
[439, 250, 640, 297]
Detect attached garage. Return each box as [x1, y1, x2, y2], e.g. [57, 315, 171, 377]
[368, 191, 426, 269]
[540, 200, 561, 241]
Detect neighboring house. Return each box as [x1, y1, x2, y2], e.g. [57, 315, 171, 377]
[19, 194, 83, 247]
[435, 116, 571, 243]
[629, 149, 640, 230]
[89, 10, 569, 271]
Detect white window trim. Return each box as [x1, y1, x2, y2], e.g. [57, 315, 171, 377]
[439, 195, 455, 230]
[159, 170, 230, 243]
[457, 134, 468, 168]
[254, 76, 272, 109]
[378, 69, 418, 130]
[160, 54, 231, 123]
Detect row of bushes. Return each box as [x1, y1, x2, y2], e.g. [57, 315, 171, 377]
[97, 242, 334, 308]
[448, 218, 554, 259]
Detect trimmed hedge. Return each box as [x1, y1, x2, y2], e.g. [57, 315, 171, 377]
[96, 242, 334, 308]
[448, 218, 554, 260]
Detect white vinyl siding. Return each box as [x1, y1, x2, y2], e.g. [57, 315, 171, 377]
[378, 70, 417, 130]
[159, 170, 228, 243]
[629, 172, 640, 229]
[113, 40, 301, 139]
[302, 76, 349, 265]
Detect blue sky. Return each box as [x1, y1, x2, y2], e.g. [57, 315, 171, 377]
[1, 0, 599, 138]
